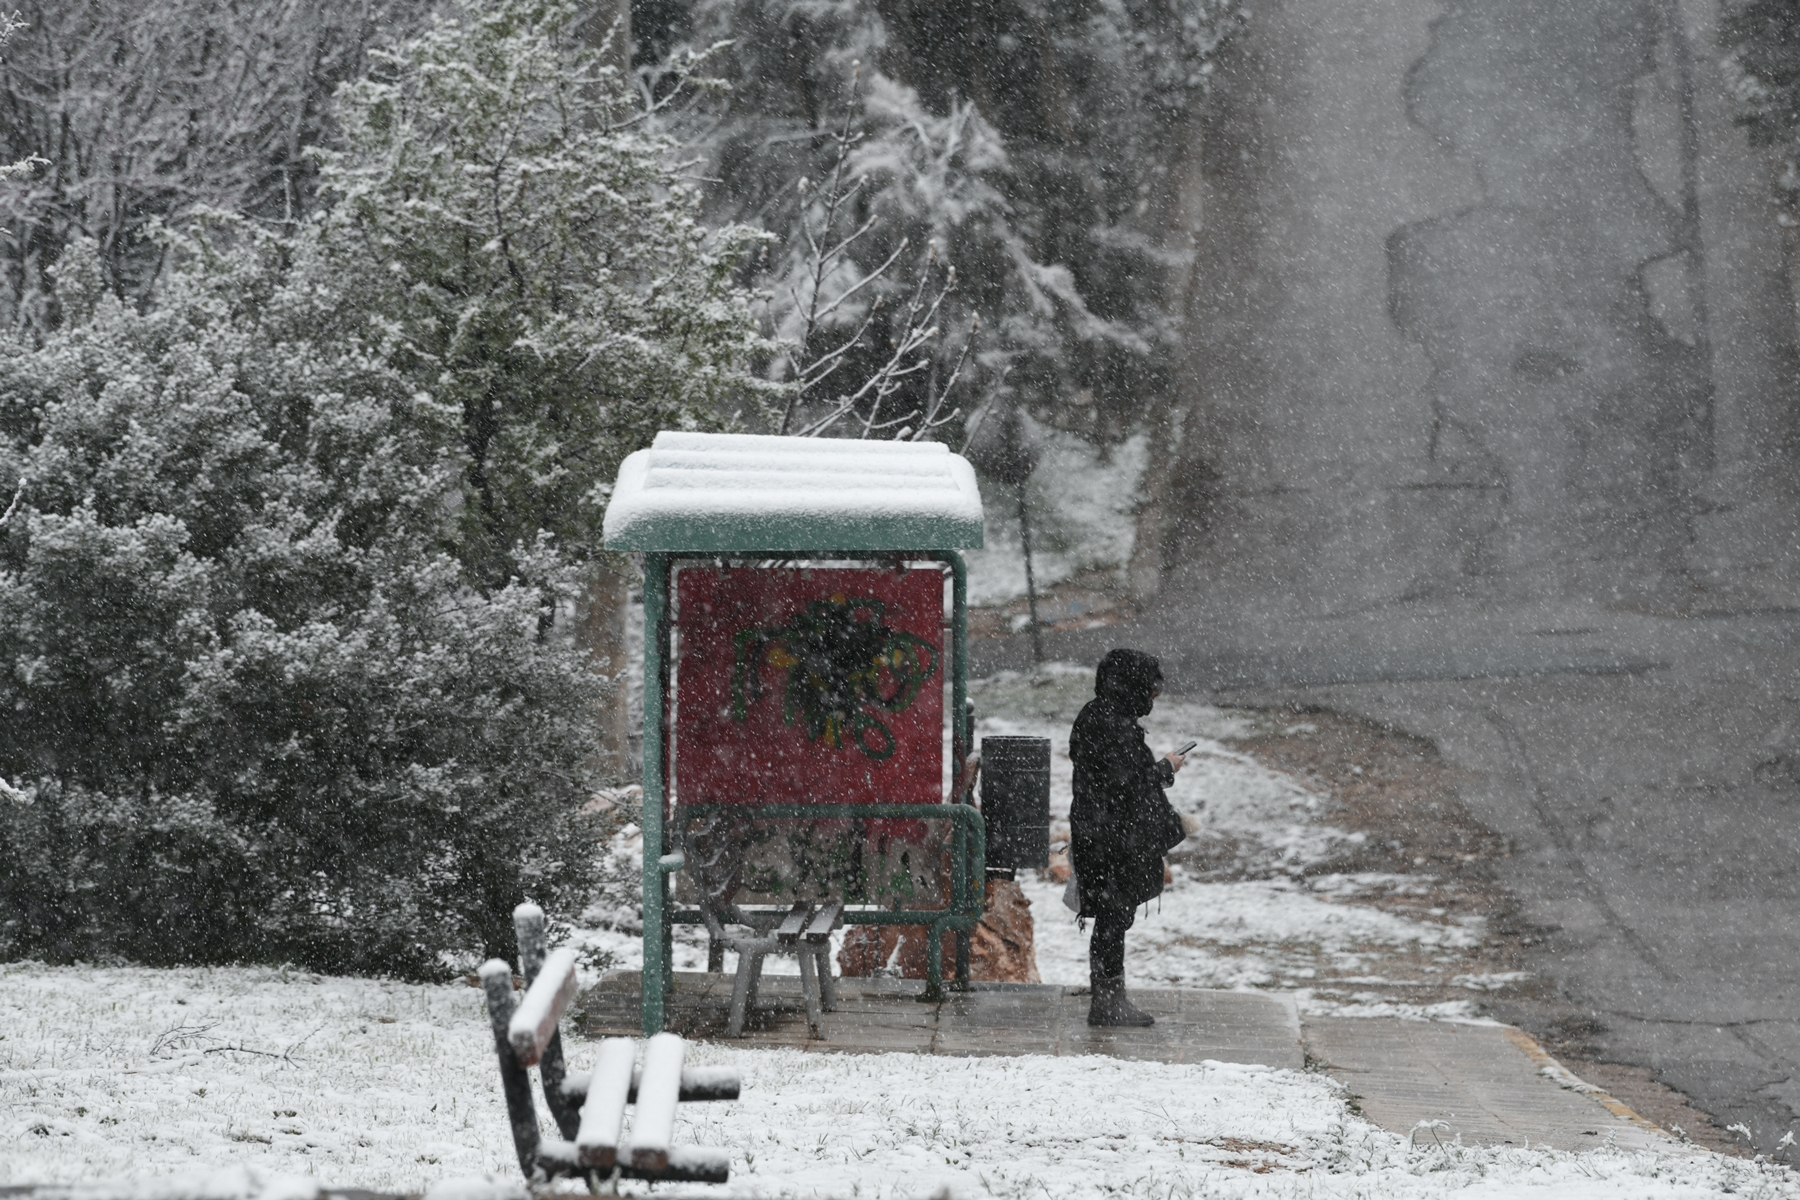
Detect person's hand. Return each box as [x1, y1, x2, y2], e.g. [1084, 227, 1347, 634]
[1164, 751, 1186, 772]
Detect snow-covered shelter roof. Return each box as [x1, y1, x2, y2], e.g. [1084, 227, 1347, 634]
[603, 432, 985, 552]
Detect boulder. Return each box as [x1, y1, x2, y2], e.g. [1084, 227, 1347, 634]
[838, 877, 1041, 983]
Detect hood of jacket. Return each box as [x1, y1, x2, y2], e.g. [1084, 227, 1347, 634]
[1093, 648, 1163, 719]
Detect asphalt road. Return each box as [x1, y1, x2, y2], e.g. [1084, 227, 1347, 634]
[975, 593, 1800, 1152]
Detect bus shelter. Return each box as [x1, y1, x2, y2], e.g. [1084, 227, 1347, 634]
[603, 432, 988, 1035]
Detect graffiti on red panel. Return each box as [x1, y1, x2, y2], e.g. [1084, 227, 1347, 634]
[673, 567, 945, 806]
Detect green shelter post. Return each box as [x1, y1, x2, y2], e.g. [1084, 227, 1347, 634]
[640, 551, 670, 1036]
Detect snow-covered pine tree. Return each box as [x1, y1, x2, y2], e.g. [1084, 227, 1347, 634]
[650, 0, 1244, 447]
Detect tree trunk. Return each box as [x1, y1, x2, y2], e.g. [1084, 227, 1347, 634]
[578, 560, 633, 782]
[1128, 405, 1182, 604]
[573, 0, 634, 783]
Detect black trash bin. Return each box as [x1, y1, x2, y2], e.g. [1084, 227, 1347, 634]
[979, 735, 1050, 870]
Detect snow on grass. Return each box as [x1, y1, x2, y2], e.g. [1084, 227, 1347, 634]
[0, 964, 512, 1190]
[1023, 872, 1480, 992]
[5, 965, 1795, 1199]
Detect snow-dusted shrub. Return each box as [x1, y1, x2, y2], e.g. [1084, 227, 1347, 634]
[0, 0, 769, 975]
[0, 232, 607, 974]
[315, 0, 771, 585]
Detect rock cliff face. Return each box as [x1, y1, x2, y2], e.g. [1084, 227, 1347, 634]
[1154, 0, 1800, 614]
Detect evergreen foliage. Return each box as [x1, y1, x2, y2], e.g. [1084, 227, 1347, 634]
[0, 231, 604, 973]
[0, 0, 766, 974]
[1724, 0, 1800, 206]
[650, 0, 1245, 446]
[314, 0, 771, 583]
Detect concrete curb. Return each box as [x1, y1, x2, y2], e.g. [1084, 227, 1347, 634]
[1300, 1013, 1686, 1152]
[1499, 1024, 1675, 1142]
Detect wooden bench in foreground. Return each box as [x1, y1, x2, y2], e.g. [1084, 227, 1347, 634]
[481, 903, 739, 1185]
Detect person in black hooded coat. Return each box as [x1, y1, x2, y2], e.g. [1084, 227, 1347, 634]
[1069, 648, 1187, 1026]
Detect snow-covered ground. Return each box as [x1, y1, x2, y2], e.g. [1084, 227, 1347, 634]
[9, 665, 1778, 1195]
[5, 963, 1795, 1199]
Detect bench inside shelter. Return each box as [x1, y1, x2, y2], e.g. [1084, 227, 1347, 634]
[691, 889, 843, 1037]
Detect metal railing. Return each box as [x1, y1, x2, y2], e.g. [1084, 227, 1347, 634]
[641, 802, 986, 1031]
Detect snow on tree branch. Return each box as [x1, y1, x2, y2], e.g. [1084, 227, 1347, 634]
[0, 0, 412, 330]
[0, 475, 25, 527]
[773, 73, 977, 442]
[665, 0, 1246, 452]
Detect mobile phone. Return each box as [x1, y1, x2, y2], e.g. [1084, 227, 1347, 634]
[1175, 739, 1198, 756]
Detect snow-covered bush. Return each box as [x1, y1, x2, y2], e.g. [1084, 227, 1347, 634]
[0, 232, 606, 973]
[0, 0, 769, 975]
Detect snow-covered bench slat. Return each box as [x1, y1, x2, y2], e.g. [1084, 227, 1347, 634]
[798, 901, 844, 943]
[574, 1038, 635, 1168]
[627, 1033, 685, 1172]
[482, 903, 737, 1186]
[507, 945, 578, 1067]
[559, 1063, 742, 1105]
[773, 901, 811, 941]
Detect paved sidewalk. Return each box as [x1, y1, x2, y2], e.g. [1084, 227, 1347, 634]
[1306, 1016, 1670, 1152]
[579, 973, 1681, 1153]
[579, 972, 1303, 1066]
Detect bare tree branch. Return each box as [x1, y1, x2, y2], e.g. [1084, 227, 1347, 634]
[0, 0, 415, 329]
[0, 476, 27, 528]
[771, 72, 977, 443]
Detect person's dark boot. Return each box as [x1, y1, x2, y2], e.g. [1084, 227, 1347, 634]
[1087, 975, 1154, 1026]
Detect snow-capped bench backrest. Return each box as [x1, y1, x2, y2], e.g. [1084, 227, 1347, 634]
[479, 903, 740, 1185]
[507, 944, 578, 1066]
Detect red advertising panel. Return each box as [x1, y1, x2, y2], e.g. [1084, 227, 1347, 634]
[673, 566, 944, 805]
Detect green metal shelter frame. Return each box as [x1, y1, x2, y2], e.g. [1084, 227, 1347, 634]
[603, 434, 988, 1036]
